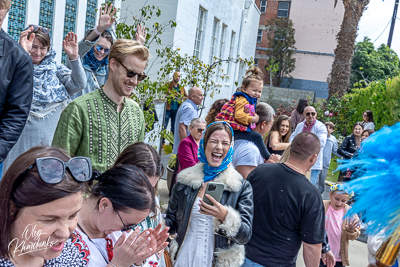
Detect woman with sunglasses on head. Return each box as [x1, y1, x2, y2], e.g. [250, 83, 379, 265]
[264, 115, 292, 156]
[72, 3, 147, 98]
[114, 142, 167, 267]
[76, 164, 169, 267]
[0, 146, 92, 266]
[165, 121, 253, 267]
[2, 25, 86, 173]
[362, 110, 375, 131]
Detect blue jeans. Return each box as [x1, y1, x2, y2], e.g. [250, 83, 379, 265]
[0, 162, 3, 180]
[163, 109, 178, 134]
[310, 169, 321, 187]
[241, 258, 265, 267]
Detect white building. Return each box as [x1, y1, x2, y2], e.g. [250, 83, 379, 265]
[2, 0, 122, 63]
[121, 0, 260, 116]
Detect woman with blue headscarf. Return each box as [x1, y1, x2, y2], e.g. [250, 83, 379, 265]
[165, 121, 253, 267]
[70, 3, 147, 98]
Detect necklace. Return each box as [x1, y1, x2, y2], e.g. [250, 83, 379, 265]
[284, 162, 306, 175]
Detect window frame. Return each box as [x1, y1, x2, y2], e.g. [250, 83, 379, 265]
[277, 2, 290, 18]
[194, 7, 206, 58]
[260, 0, 267, 13]
[257, 29, 263, 43]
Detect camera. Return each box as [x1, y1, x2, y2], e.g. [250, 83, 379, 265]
[208, 184, 217, 191]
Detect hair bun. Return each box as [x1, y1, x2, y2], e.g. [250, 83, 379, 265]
[91, 169, 102, 181]
[245, 66, 263, 79]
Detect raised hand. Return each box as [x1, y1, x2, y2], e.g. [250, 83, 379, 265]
[97, 3, 117, 32]
[346, 218, 359, 232]
[19, 27, 35, 53]
[135, 24, 148, 46]
[63, 32, 79, 60]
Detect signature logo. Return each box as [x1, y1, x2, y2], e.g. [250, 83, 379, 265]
[8, 224, 59, 257]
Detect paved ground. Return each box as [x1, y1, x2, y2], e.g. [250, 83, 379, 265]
[158, 153, 369, 266]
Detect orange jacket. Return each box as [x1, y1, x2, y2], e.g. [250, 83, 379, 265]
[165, 81, 188, 110]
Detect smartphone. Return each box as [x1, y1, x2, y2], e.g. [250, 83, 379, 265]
[203, 182, 225, 206]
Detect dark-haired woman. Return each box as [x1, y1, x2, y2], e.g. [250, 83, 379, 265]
[264, 115, 291, 156]
[72, 3, 146, 98]
[290, 98, 307, 131]
[0, 146, 90, 266]
[337, 122, 364, 181]
[76, 165, 169, 267]
[205, 98, 229, 125]
[114, 142, 166, 267]
[362, 110, 375, 131]
[165, 121, 253, 267]
[3, 26, 86, 173]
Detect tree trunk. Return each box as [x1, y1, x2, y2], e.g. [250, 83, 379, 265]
[328, 0, 370, 98]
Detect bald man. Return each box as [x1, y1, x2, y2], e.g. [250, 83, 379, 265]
[172, 87, 204, 154]
[290, 106, 327, 192]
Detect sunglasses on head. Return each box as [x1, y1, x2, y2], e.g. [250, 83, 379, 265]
[115, 59, 147, 81]
[15, 157, 92, 185]
[95, 45, 110, 55]
[306, 112, 316, 116]
[26, 25, 50, 35]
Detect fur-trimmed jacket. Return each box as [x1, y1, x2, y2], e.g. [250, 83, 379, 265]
[165, 164, 253, 267]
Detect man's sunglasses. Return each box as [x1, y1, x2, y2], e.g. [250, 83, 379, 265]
[115, 59, 147, 81]
[116, 210, 138, 232]
[305, 112, 316, 116]
[26, 25, 50, 35]
[16, 157, 92, 185]
[95, 45, 110, 55]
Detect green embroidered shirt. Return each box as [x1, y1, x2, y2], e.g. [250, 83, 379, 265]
[52, 88, 145, 172]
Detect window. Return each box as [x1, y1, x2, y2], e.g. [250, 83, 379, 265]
[277, 2, 290, 18]
[218, 24, 227, 59]
[254, 59, 259, 66]
[209, 18, 219, 64]
[257, 30, 263, 43]
[194, 8, 206, 58]
[226, 31, 236, 77]
[260, 1, 267, 13]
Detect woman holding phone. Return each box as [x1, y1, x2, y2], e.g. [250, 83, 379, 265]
[165, 121, 253, 267]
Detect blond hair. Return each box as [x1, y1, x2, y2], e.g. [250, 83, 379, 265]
[0, 0, 11, 10]
[325, 121, 335, 130]
[108, 39, 149, 64]
[239, 66, 264, 92]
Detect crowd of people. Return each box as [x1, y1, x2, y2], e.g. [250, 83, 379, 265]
[0, 0, 387, 266]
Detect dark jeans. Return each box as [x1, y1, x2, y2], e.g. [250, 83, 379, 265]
[318, 167, 329, 194]
[320, 259, 344, 267]
[0, 162, 2, 180]
[164, 109, 178, 134]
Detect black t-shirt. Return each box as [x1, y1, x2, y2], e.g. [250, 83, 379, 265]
[246, 163, 325, 267]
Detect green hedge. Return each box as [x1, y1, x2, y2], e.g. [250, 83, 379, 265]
[343, 76, 400, 133]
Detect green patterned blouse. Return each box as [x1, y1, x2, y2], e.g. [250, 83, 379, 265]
[52, 88, 145, 172]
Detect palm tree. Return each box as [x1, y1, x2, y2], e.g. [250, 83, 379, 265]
[328, 0, 370, 98]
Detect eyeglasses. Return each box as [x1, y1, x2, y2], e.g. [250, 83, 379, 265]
[15, 157, 92, 185]
[197, 128, 205, 133]
[95, 45, 110, 55]
[305, 112, 316, 116]
[115, 59, 147, 81]
[115, 210, 138, 232]
[26, 25, 50, 35]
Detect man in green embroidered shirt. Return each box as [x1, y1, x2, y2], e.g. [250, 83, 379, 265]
[53, 39, 148, 172]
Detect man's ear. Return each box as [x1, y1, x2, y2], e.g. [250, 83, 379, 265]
[310, 153, 319, 165]
[109, 58, 116, 72]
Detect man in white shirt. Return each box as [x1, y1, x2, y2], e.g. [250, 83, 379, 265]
[233, 102, 279, 179]
[290, 106, 327, 187]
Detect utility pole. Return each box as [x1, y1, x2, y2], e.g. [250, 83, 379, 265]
[388, 0, 399, 47]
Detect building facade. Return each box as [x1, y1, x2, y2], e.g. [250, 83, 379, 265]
[121, 0, 260, 112]
[2, 0, 122, 63]
[255, 0, 345, 99]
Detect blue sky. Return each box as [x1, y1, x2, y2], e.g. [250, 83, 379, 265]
[357, 0, 400, 54]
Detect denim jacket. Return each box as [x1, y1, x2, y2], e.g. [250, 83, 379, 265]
[66, 29, 108, 98]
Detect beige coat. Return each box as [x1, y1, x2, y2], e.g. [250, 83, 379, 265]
[323, 200, 361, 266]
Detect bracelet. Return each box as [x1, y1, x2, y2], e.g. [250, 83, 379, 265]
[93, 26, 103, 35]
[109, 262, 117, 267]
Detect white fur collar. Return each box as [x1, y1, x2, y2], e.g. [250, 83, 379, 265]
[177, 163, 243, 192]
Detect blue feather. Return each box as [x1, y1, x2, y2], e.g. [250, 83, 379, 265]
[337, 122, 400, 235]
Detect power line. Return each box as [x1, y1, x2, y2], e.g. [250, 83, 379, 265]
[373, 20, 392, 43]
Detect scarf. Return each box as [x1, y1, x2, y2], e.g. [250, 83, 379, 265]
[198, 121, 234, 182]
[234, 91, 258, 109]
[83, 46, 109, 72]
[30, 48, 71, 119]
[302, 119, 317, 132]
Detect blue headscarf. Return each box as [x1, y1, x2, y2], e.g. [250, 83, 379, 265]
[83, 46, 109, 72]
[198, 121, 234, 183]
